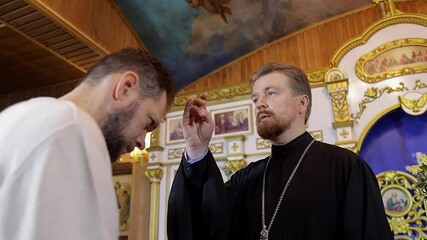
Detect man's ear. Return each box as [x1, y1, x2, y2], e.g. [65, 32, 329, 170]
[113, 71, 139, 101]
[298, 95, 309, 114]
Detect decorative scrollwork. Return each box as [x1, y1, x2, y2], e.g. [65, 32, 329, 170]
[413, 80, 427, 90]
[351, 82, 408, 121]
[377, 170, 427, 239]
[172, 84, 252, 109]
[306, 68, 328, 87]
[331, 91, 350, 122]
[145, 168, 163, 183]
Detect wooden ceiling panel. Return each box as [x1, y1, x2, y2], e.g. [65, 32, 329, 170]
[0, 26, 83, 94]
[1, 0, 106, 76]
[69, 51, 98, 62]
[25, 22, 57, 36]
[0, 1, 27, 16]
[1, 4, 36, 22]
[64, 48, 93, 58]
[0, 0, 15, 5]
[75, 55, 101, 66]
[43, 33, 72, 46]
[31, 27, 65, 40]
[9, 11, 44, 27]
[16, 16, 50, 31]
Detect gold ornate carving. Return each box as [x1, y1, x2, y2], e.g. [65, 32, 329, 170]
[377, 170, 427, 239]
[168, 147, 185, 159]
[413, 80, 427, 90]
[150, 129, 160, 147]
[351, 82, 408, 121]
[355, 38, 427, 83]
[332, 121, 354, 128]
[145, 168, 163, 183]
[326, 69, 352, 123]
[231, 142, 240, 152]
[399, 92, 427, 114]
[330, 91, 351, 122]
[209, 142, 224, 154]
[340, 129, 350, 139]
[226, 159, 246, 173]
[256, 138, 271, 150]
[306, 68, 328, 87]
[331, 14, 427, 67]
[309, 130, 323, 141]
[372, 0, 401, 16]
[167, 143, 223, 159]
[406, 152, 427, 200]
[172, 84, 252, 109]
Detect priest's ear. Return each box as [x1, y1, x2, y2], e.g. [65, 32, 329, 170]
[297, 95, 309, 115]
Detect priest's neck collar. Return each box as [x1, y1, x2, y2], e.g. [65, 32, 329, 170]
[270, 131, 314, 157]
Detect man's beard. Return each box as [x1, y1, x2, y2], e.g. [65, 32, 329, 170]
[101, 101, 138, 162]
[256, 111, 291, 140]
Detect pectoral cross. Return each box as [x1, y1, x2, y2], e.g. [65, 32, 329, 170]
[260, 226, 268, 240]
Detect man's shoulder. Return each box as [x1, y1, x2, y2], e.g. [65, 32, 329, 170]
[0, 97, 100, 148]
[1, 97, 95, 129]
[312, 140, 359, 160]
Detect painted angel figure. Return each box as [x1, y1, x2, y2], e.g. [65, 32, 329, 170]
[186, 0, 232, 23]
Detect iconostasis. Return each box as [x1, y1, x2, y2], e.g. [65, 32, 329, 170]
[140, 5, 427, 240]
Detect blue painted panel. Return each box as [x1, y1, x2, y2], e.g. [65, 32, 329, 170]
[359, 109, 427, 175]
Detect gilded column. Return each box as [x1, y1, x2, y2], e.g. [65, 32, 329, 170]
[144, 128, 164, 240]
[144, 168, 163, 240]
[325, 68, 357, 151]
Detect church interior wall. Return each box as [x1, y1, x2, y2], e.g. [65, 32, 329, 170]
[149, 6, 427, 240]
[2, 0, 426, 239]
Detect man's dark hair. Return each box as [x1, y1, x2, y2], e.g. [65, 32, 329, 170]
[84, 48, 175, 108]
[250, 62, 312, 123]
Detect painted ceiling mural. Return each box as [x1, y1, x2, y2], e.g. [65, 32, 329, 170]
[114, 0, 370, 90]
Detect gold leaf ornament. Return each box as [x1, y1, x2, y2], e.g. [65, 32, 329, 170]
[399, 92, 427, 115]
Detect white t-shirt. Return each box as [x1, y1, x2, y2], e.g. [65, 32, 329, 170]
[0, 98, 119, 240]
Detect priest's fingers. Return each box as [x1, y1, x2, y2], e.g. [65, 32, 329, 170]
[182, 98, 194, 125]
[192, 96, 207, 111]
[189, 104, 207, 124]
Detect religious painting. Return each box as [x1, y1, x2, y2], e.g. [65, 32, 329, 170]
[112, 162, 133, 239]
[211, 104, 252, 137]
[114, 0, 370, 90]
[166, 115, 185, 145]
[356, 38, 427, 83]
[381, 186, 412, 217]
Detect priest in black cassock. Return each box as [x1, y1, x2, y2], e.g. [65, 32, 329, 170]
[167, 63, 393, 240]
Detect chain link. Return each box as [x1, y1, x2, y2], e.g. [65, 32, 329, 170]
[261, 139, 315, 234]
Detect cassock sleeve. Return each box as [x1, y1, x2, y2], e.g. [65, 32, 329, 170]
[344, 157, 394, 240]
[167, 151, 230, 240]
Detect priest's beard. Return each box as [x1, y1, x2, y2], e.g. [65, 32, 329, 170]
[256, 111, 291, 140]
[101, 101, 138, 162]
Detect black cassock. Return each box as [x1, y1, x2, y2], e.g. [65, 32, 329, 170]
[168, 132, 394, 240]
